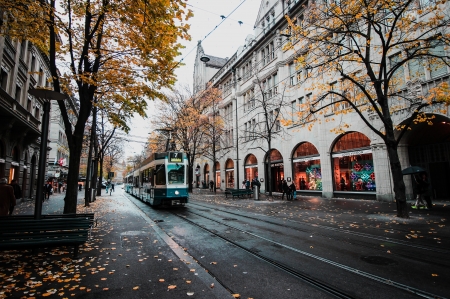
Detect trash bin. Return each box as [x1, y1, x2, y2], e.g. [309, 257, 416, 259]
[254, 186, 259, 200]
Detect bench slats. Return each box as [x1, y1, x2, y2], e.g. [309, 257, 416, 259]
[0, 217, 92, 257]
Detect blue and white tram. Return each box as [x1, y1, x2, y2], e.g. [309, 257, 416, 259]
[130, 152, 189, 206]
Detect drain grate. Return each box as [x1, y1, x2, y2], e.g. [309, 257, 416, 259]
[361, 256, 398, 266]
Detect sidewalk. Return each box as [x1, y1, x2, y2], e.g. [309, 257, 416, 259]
[0, 189, 230, 299]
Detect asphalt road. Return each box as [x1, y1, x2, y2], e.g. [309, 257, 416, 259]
[1, 188, 449, 299]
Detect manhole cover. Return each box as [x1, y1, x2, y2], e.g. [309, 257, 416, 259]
[361, 256, 398, 266]
[154, 219, 164, 223]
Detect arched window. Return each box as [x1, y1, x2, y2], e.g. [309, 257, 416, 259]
[225, 159, 234, 188]
[292, 142, 322, 191]
[331, 132, 375, 192]
[244, 154, 258, 182]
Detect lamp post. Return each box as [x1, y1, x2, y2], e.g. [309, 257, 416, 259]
[28, 88, 69, 219]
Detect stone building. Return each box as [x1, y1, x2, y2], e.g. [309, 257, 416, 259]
[193, 0, 450, 201]
[0, 36, 51, 200]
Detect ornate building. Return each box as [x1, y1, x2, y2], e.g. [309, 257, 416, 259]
[0, 35, 50, 200]
[193, 0, 450, 201]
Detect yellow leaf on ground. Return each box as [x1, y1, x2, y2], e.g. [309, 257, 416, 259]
[159, 279, 165, 282]
[432, 274, 439, 277]
[133, 286, 139, 290]
[101, 278, 107, 280]
[232, 294, 240, 298]
[103, 288, 109, 291]
[168, 285, 177, 290]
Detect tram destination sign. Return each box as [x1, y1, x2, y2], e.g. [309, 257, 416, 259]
[169, 152, 182, 163]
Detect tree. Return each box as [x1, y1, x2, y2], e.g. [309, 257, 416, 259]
[284, 0, 449, 217]
[1, 0, 192, 213]
[151, 85, 221, 192]
[242, 75, 291, 197]
[200, 86, 230, 192]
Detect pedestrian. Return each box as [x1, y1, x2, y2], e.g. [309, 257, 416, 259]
[245, 179, 250, 190]
[63, 182, 67, 192]
[412, 174, 427, 209]
[241, 180, 246, 189]
[290, 182, 297, 200]
[0, 178, 16, 216]
[78, 183, 82, 191]
[10, 179, 21, 215]
[421, 173, 432, 209]
[209, 180, 214, 192]
[44, 181, 53, 201]
[58, 181, 62, 193]
[281, 180, 290, 200]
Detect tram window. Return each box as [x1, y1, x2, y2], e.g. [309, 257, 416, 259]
[155, 164, 166, 185]
[167, 164, 185, 184]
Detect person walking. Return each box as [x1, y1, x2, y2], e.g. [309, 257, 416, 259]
[209, 180, 214, 192]
[289, 182, 297, 200]
[412, 174, 428, 209]
[44, 181, 52, 201]
[0, 178, 16, 216]
[10, 179, 21, 215]
[281, 180, 290, 200]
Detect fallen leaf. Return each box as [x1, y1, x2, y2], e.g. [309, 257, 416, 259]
[432, 274, 439, 277]
[232, 294, 240, 298]
[133, 286, 139, 290]
[210, 283, 214, 288]
[187, 292, 194, 296]
[168, 285, 177, 290]
[159, 279, 165, 282]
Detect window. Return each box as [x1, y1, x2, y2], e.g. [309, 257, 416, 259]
[31, 55, 36, 72]
[291, 100, 298, 122]
[430, 44, 447, 79]
[20, 41, 27, 60]
[275, 109, 281, 131]
[1, 69, 8, 90]
[408, 59, 426, 81]
[330, 82, 338, 112]
[15, 85, 21, 102]
[290, 63, 296, 85]
[389, 53, 405, 89]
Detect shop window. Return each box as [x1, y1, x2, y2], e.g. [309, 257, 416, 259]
[292, 142, 322, 190]
[331, 132, 375, 192]
[244, 154, 258, 182]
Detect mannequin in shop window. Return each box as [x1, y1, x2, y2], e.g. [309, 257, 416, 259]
[340, 176, 346, 191]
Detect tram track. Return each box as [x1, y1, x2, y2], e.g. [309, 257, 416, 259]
[190, 202, 450, 259]
[172, 208, 446, 299]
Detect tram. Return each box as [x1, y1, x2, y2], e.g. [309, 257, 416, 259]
[124, 151, 189, 206]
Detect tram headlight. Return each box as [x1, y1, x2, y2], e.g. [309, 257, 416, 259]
[175, 190, 180, 195]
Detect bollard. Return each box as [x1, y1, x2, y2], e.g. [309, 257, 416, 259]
[254, 186, 259, 200]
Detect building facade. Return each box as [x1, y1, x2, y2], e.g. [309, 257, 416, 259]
[0, 35, 52, 200]
[194, 0, 450, 201]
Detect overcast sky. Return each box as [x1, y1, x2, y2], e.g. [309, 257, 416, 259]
[124, 0, 261, 158]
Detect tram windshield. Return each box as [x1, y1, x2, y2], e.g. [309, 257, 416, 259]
[167, 163, 185, 184]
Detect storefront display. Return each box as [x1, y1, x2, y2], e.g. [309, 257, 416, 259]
[292, 142, 322, 190]
[332, 132, 376, 192]
[225, 159, 234, 188]
[244, 154, 258, 182]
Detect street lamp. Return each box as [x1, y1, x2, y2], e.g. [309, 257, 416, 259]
[28, 88, 69, 219]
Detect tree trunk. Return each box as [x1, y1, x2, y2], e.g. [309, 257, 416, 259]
[97, 159, 104, 197]
[386, 142, 409, 218]
[64, 138, 83, 214]
[267, 139, 272, 197]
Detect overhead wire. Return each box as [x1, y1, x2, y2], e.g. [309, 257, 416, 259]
[171, 0, 251, 71]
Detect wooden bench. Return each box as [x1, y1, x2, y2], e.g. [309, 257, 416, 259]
[0, 213, 96, 228]
[225, 188, 253, 198]
[0, 218, 92, 258]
